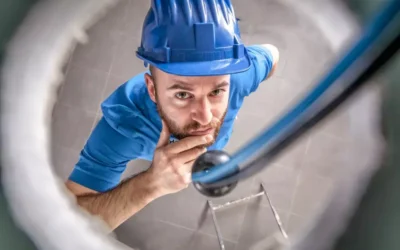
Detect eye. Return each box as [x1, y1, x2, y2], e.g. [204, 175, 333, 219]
[175, 92, 192, 100]
[210, 89, 224, 96]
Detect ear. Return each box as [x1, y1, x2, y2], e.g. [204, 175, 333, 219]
[144, 73, 157, 103]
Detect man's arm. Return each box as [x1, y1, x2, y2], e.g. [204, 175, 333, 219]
[66, 120, 211, 230]
[66, 115, 158, 230]
[261, 44, 280, 79]
[66, 171, 158, 231]
[231, 44, 280, 97]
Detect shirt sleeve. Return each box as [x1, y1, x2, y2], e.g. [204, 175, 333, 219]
[68, 117, 144, 192]
[233, 45, 274, 97]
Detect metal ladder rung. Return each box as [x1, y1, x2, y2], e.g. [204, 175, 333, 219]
[207, 183, 289, 250]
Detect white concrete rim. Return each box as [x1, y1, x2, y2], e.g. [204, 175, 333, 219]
[0, 0, 133, 249]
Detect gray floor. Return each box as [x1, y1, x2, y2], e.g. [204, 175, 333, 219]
[50, 0, 376, 249]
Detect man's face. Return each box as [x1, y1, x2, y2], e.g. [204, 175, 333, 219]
[145, 67, 230, 147]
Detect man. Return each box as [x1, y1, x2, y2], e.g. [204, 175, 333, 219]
[66, 0, 279, 230]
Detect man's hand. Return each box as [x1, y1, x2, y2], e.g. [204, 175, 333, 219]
[66, 120, 211, 230]
[146, 120, 212, 198]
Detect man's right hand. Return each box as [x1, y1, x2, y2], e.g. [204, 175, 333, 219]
[145, 120, 212, 198]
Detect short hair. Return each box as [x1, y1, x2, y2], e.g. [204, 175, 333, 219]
[149, 64, 156, 79]
[148, 65, 158, 91]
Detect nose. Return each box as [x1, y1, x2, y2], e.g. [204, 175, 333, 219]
[191, 98, 213, 126]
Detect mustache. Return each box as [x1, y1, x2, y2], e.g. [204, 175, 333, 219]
[184, 119, 221, 131]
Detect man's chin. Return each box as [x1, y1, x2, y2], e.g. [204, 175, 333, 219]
[174, 128, 218, 147]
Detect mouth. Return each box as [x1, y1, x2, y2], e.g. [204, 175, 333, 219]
[189, 128, 214, 136]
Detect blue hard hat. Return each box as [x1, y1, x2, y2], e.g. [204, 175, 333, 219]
[136, 0, 251, 76]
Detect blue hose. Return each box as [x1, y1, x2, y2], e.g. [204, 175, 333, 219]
[192, 0, 400, 183]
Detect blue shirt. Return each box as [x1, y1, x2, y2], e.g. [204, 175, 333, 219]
[69, 45, 274, 192]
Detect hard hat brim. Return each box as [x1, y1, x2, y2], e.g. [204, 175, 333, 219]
[137, 53, 252, 76]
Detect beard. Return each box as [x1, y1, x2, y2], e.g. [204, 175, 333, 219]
[154, 89, 227, 148]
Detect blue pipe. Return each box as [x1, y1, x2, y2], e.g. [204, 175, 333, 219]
[192, 0, 400, 183]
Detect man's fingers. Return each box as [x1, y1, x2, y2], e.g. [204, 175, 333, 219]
[180, 160, 196, 184]
[156, 120, 170, 149]
[177, 147, 206, 165]
[167, 134, 212, 154]
[173, 159, 197, 185]
[182, 172, 192, 184]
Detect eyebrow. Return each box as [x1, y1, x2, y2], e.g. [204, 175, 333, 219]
[167, 81, 194, 91]
[167, 80, 230, 91]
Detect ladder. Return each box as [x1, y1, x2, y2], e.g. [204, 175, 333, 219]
[207, 183, 290, 250]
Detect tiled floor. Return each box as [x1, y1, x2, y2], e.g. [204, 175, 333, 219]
[50, 0, 371, 249]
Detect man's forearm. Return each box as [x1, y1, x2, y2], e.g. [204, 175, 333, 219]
[76, 171, 159, 230]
